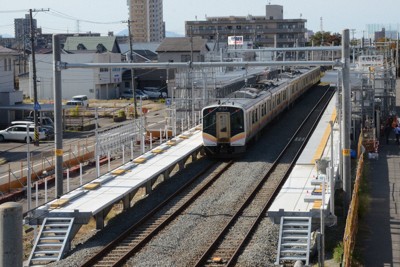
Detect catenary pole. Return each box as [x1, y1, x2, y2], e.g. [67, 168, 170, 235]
[341, 29, 351, 212]
[53, 35, 63, 198]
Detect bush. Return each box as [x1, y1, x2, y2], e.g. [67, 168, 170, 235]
[70, 106, 79, 117]
[333, 241, 344, 263]
[117, 109, 126, 118]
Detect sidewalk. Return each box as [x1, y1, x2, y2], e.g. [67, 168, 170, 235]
[360, 139, 400, 266]
[359, 78, 400, 266]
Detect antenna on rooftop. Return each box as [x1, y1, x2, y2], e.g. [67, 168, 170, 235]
[76, 20, 80, 33]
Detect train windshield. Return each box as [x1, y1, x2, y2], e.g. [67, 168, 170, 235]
[203, 108, 217, 135]
[203, 107, 244, 137]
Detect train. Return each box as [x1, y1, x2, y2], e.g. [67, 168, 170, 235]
[201, 67, 321, 157]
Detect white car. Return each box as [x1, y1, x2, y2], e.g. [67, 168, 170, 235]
[120, 89, 149, 100]
[0, 125, 46, 142]
[142, 87, 167, 99]
[72, 95, 89, 107]
[12, 119, 54, 140]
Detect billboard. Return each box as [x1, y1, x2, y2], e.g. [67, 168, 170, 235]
[228, 36, 243, 45]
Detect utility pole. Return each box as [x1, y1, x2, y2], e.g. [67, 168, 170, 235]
[29, 8, 49, 146]
[126, 20, 138, 117]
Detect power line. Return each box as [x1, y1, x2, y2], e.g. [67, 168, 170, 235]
[47, 9, 122, 25]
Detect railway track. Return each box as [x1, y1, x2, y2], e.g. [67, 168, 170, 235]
[80, 86, 335, 267]
[192, 86, 335, 266]
[80, 160, 234, 267]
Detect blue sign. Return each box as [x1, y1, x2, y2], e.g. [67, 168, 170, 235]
[34, 102, 41, 111]
[165, 98, 171, 106]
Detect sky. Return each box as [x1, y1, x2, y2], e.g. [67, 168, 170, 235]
[0, 0, 399, 39]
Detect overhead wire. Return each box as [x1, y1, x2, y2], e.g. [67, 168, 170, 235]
[46, 9, 123, 25]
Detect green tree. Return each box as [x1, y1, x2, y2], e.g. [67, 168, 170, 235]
[308, 31, 341, 46]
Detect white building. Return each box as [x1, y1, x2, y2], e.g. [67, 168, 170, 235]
[22, 52, 123, 100]
[0, 46, 23, 127]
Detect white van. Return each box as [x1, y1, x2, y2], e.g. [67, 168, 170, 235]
[71, 95, 89, 107]
[66, 100, 85, 106]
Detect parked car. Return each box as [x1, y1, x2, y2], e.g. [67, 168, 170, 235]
[24, 116, 54, 128]
[141, 87, 167, 99]
[72, 95, 89, 107]
[120, 89, 149, 100]
[14, 117, 55, 140]
[0, 125, 46, 142]
[66, 100, 85, 106]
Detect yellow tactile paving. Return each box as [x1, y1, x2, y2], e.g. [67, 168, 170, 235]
[151, 148, 164, 154]
[133, 157, 146, 164]
[312, 108, 337, 164]
[83, 182, 101, 190]
[50, 198, 70, 209]
[312, 200, 322, 209]
[111, 169, 126, 175]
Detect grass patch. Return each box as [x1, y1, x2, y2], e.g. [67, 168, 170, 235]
[333, 241, 344, 263]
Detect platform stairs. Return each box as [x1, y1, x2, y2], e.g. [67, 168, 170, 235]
[27, 217, 75, 266]
[275, 216, 312, 266]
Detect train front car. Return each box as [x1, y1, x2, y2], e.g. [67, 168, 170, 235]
[202, 104, 246, 157]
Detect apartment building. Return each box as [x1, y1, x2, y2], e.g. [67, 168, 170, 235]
[128, 0, 165, 43]
[185, 5, 307, 48]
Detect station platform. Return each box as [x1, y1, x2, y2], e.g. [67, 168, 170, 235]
[31, 127, 204, 227]
[268, 93, 339, 223]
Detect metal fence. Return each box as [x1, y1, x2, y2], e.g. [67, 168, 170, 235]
[342, 130, 366, 266]
[0, 139, 94, 195]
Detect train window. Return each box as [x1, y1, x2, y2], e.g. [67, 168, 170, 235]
[231, 109, 244, 135]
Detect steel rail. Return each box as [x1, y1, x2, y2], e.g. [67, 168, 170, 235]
[193, 86, 335, 266]
[80, 160, 234, 267]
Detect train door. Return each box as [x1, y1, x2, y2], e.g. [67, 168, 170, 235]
[216, 112, 231, 142]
